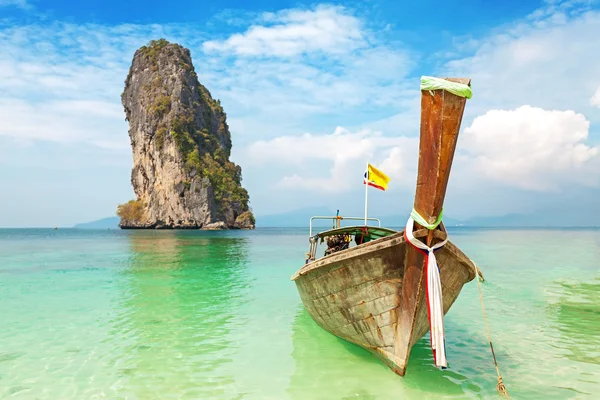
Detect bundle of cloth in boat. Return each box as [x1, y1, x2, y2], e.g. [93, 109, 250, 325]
[323, 234, 351, 255]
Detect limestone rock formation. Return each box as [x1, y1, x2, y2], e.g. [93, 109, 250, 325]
[117, 39, 254, 229]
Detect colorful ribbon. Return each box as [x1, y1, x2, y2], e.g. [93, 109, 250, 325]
[420, 76, 472, 99]
[411, 208, 443, 230]
[404, 216, 449, 369]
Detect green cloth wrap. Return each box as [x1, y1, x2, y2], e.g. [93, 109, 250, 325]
[411, 208, 443, 230]
[420, 76, 472, 99]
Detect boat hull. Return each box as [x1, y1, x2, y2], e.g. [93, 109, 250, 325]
[291, 230, 476, 375]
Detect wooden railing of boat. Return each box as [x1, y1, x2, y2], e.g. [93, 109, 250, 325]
[308, 216, 382, 237]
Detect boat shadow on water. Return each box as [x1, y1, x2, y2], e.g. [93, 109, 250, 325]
[287, 304, 492, 399]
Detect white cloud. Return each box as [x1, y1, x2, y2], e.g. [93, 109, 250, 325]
[429, 1, 600, 195]
[0, 24, 130, 147]
[198, 7, 414, 140]
[352, 0, 600, 198]
[199, 50, 413, 126]
[378, 146, 415, 186]
[0, 22, 208, 148]
[0, 9, 412, 150]
[249, 105, 599, 196]
[0, 99, 129, 148]
[442, 3, 600, 122]
[0, 0, 29, 9]
[462, 105, 599, 191]
[203, 5, 365, 57]
[247, 127, 417, 192]
[591, 87, 600, 108]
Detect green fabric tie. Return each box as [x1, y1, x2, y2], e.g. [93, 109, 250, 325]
[420, 76, 472, 99]
[411, 208, 443, 230]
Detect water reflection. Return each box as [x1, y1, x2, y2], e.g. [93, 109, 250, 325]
[111, 230, 251, 398]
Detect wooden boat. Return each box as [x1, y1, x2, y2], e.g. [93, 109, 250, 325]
[291, 77, 479, 376]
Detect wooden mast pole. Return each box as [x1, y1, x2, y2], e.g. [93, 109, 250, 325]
[393, 77, 471, 376]
[413, 77, 470, 241]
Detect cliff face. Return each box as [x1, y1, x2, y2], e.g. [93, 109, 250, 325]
[118, 39, 254, 229]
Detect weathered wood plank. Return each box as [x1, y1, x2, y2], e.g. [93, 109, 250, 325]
[317, 294, 398, 330]
[309, 280, 399, 313]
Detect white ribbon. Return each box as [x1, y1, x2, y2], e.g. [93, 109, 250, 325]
[405, 216, 449, 368]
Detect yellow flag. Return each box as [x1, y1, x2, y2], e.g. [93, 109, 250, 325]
[363, 163, 390, 191]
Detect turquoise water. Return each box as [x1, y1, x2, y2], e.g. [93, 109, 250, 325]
[1, 227, 599, 399]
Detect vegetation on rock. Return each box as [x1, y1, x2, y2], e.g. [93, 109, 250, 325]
[235, 211, 256, 228]
[139, 38, 170, 67]
[116, 199, 146, 225]
[150, 95, 171, 118]
[155, 125, 167, 150]
[200, 152, 249, 210]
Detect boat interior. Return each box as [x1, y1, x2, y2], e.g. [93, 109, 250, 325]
[305, 214, 398, 264]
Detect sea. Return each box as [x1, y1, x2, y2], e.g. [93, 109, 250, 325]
[0, 227, 599, 399]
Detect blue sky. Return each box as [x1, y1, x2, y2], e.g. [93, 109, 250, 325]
[1, 0, 599, 227]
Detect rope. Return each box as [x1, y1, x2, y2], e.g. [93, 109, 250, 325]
[420, 76, 473, 99]
[474, 263, 510, 399]
[411, 208, 443, 230]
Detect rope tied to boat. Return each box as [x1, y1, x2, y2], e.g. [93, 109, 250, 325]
[421, 76, 473, 99]
[411, 208, 443, 230]
[472, 261, 510, 398]
[404, 216, 449, 369]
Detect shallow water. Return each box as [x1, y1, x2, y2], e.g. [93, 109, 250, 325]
[1, 227, 599, 399]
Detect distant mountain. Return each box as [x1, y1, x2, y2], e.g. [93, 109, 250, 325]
[254, 207, 462, 228]
[74, 217, 120, 229]
[377, 214, 463, 228]
[458, 213, 592, 227]
[75, 210, 598, 230]
[75, 208, 384, 229]
[461, 213, 527, 227]
[254, 209, 588, 228]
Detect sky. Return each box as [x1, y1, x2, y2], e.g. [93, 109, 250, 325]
[1, 0, 599, 227]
